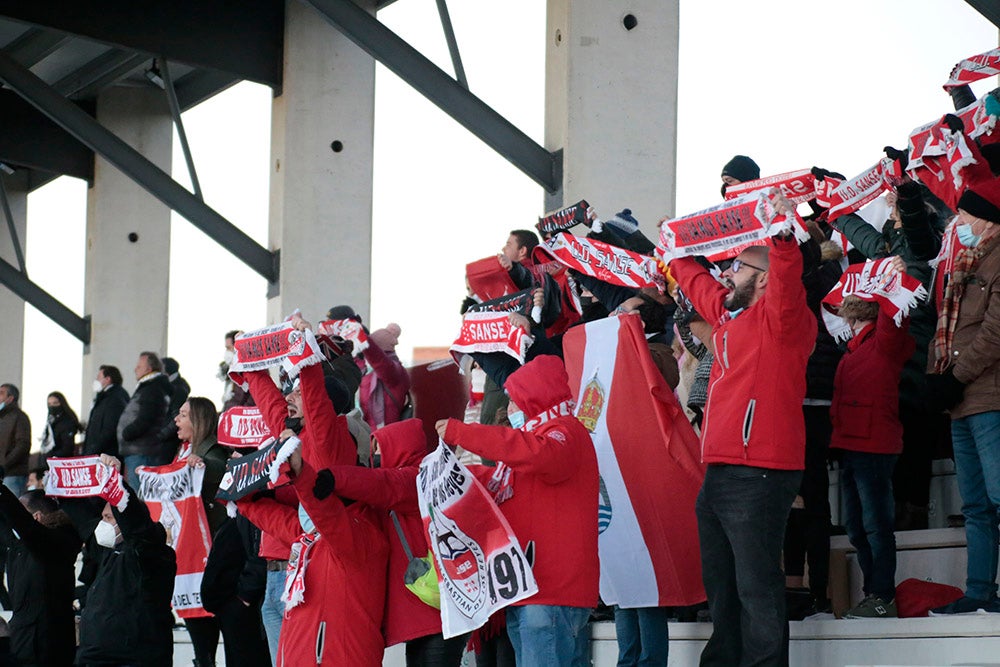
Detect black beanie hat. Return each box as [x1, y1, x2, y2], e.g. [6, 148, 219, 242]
[324, 375, 352, 415]
[326, 305, 360, 322]
[721, 155, 760, 183]
[958, 177, 1000, 224]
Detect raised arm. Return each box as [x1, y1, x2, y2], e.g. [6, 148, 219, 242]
[244, 370, 288, 440]
[325, 464, 419, 513]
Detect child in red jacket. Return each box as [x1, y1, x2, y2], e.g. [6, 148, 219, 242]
[830, 272, 915, 619]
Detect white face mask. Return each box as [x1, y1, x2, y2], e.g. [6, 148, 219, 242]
[92, 380, 103, 393]
[94, 520, 119, 548]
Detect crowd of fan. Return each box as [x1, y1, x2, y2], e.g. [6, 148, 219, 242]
[0, 83, 997, 667]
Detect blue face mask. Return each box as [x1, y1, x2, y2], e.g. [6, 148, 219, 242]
[298, 504, 315, 534]
[508, 410, 525, 429]
[957, 223, 981, 248]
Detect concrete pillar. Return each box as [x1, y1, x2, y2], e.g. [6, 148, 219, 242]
[0, 184, 26, 387]
[544, 0, 679, 225]
[82, 87, 173, 400]
[267, 0, 376, 325]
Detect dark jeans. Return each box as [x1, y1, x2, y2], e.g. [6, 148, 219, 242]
[893, 405, 940, 507]
[783, 405, 832, 602]
[614, 606, 669, 667]
[697, 464, 801, 667]
[185, 615, 220, 665]
[840, 451, 898, 601]
[405, 632, 469, 667]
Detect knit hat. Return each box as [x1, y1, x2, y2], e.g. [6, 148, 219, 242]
[958, 176, 1000, 223]
[162, 357, 179, 375]
[605, 208, 641, 236]
[326, 305, 360, 322]
[323, 375, 352, 415]
[369, 323, 401, 352]
[721, 155, 760, 183]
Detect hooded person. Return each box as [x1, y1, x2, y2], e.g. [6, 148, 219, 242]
[361, 323, 412, 432]
[436, 355, 599, 667]
[316, 418, 466, 665]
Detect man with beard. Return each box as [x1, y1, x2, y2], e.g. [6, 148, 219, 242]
[666, 191, 816, 667]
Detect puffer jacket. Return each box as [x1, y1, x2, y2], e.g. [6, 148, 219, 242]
[118, 374, 172, 458]
[328, 418, 440, 647]
[443, 355, 599, 609]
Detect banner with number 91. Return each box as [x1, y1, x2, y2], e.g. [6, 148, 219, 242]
[417, 442, 538, 638]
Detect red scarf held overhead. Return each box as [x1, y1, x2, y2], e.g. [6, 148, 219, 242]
[44, 456, 129, 510]
[820, 258, 928, 342]
[944, 47, 1000, 90]
[724, 168, 815, 205]
[533, 232, 663, 292]
[536, 200, 591, 237]
[450, 311, 533, 366]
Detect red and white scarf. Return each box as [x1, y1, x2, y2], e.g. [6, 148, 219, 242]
[44, 456, 129, 510]
[465, 289, 534, 316]
[657, 190, 808, 262]
[534, 232, 663, 291]
[317, 318, 369, 353]
[536, 200, 591, 236]
[217, 406, 271, 448]
[229, 323, 325, 389]
[944, 47, 1000, 90]
[282, 531, 320, 613]
[724, 168, 815, 205]
[820, 258, 928, 342]
[488, 399, 575, 505]
[450, 311, 533, 366]
[819, 161, 892, 223]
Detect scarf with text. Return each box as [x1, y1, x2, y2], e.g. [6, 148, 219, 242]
[215, 436, 300, 503]
[317, 318, 369, 354]
[816, 160, 893, 223]
[534, 232, 663, 292]
[283, 531, 320, 612]
[908, 116, 994, 212]
[536, 200, 591, 236]
[724, 168, 816, 205]
[657, 190, 808, 262]
[450, 311, 533, 366]
[229, 323, 325, 389]
[944, 47, 1000, 90]
[217, 406, 271, 448]
[466, 289, 534, 316]
[820, 258, 928, 342]
[44, 456, 128, 510]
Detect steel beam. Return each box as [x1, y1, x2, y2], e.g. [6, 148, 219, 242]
[174, 69, 240, 111]
[0, 1, 283, 87]
[302, 0, 561, 192]
[159, 59, 203, 199]
[0, 256, 90, 343]
[965, 0, 1000, 28]
[52, 49, 148, 99]
[4, 27, 69, 67]
[434, 0, 467, 89]
[0, 175, 26, 274]
[0, 90, 94, 181]
[0, 49, 279, 284]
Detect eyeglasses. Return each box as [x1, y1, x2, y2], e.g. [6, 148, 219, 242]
[730, 258, 767, 274]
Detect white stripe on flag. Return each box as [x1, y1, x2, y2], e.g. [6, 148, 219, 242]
[577, 317, 659, 607]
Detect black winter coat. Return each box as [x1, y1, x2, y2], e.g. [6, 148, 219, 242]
[201, 514, 266, 613]
[117, 375, 172, 458]
[800, 238, 845, 401]
[66, 486, 177, 667]
[0, 486, 80, 667]
[84, 385, 130, 457]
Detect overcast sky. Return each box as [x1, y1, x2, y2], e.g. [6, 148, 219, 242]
[11, 0, 998, 443]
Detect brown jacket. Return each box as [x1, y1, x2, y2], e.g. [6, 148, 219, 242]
[0, 405, 31, 477]
[946, 239, 1000, 419]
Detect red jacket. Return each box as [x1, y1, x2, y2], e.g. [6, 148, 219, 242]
[328, 419, 439, 647]
[246, 364, 358, 560]
[830, 311, 914, 454]
[670, 237, 816, 470]
[239, 463, 388, 667]
[443, 355, 599, 609]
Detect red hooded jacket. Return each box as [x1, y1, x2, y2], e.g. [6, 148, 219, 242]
[830, 310, 914, 455]
[670, 237, 816, 470]
[327, 419, 440, 647]
[245, 364, 358, 560]
[443, 355, 599, 609]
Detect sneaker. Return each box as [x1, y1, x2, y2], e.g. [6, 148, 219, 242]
[928, 595, 1000, 616]
[843, 594, 897, 619]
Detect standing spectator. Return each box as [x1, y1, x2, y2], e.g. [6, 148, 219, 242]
[926, 176, 1000, 615]
[39, 392, 81, 462]
[667, 191, 815, 666]
[83, 365, 129, 457]
[63, 455, 177, 667]
[361, 323, 411, 432]
[0, 485, 80, 667]
[0, 384, 30, 496]
[157, 357, 191, 462]
[436, 355, 599, 667]
[117, 352, 172, 483]
[219, 330, 239, 407]
[829, 262, 915, 619]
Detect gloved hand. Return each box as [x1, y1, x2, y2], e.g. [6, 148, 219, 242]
[884, 146, 909, 172]
[926, 369, 966, 412]
[942, 113, 966, 135]
[313, 468, 336, 500]
[811, 166, 846, 182]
